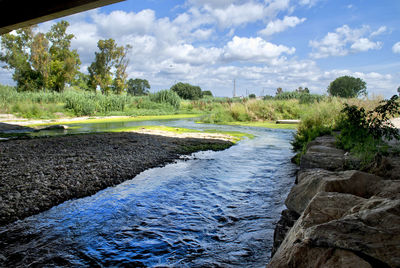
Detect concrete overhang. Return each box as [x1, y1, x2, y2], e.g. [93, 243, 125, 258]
[0, 0, 125, 35]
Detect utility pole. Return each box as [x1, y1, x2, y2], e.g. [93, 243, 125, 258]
[233, 79, 236, 98]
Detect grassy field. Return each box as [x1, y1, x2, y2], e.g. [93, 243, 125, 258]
[0, 83, 389, 135]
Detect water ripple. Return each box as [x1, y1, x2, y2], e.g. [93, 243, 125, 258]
[0, 124, 296, 267]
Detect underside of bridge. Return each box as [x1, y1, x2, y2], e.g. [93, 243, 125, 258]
[0, 0, 125, 35]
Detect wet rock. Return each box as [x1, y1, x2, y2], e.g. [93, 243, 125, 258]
[271, 209, 299, 257]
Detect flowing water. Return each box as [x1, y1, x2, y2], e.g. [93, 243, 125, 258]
[0, 120, 296, 267]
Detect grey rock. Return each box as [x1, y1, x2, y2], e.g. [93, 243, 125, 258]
[286, 169, 382, 215]
[300, 135, 360, 171]
[271, 209, 299, 257]
[269, 192, 399, 267]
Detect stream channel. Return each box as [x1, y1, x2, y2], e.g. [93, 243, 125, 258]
[0, 119, 296, 267]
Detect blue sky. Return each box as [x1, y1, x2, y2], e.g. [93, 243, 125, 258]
[1, 0, 399, 97]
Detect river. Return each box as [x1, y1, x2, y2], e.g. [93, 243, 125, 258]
[0, 119, 296, 267]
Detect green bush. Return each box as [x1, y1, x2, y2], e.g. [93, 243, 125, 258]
[292, 99, 342, 153]
[149, 89, 181, 109]
[171, 82, 202, 100]
[336, 95, 399, 163]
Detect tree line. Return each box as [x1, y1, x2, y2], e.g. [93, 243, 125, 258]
[2, 21, 377, 99]
[0, 21, 215, 100]
[0, 21, 152, 96]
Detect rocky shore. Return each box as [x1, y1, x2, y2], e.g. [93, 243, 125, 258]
[0, 131, 233, 226]
[268, 135, 400, 267]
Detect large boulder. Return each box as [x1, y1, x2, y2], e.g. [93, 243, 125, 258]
[286, 169, 383, 215]
[300, 135, 360, 171]
[366, 154, 400, 180]
[269, 192, 400, 267]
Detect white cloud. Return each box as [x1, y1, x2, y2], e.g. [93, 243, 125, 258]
[186, 0, 291, 30]
[370, 26, 387, 37]
[351, 38, 382, 52]
[222, 36, 295, 63]
[205, 2, 267, 28]
[392, 42, 400, 54]
[309, 25, 384, 58]
[1, 3, 398, 98]
[93, 9, 156, 37]
[164, 44, 222, 65]
[259, 16, 306, 36]
[187, 0, 239, 9]
[299, 0, 319, 7]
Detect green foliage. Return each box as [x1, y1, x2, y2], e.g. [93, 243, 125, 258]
[88, 39, 130, 94]
[292, 99, 343, 153]
[328, 76, 367, 98]
[248, 93, 256, 99]
[71, 72, 91, 91]
[171, 82, 202, 100]
[275, 87, 283, 95]
[336, 95, 399, 162]
[46, 21, 81, 92]
[0, 21, 80, 92]
[149, 89, 181, 109]
[202, 90, 213, 97]
[127, 78, 150, 96]
[299, 93, 324, 104]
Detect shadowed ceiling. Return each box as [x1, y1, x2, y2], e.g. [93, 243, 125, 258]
[0, 0, 125, 34]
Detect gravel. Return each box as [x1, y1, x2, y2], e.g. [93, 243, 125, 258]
[0, 132, 233, 226]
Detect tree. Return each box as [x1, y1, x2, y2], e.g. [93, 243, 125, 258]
[397, 86, 400, 96]
[71, 72, 91, 91]
[295, 86, 309, 94]
[248, 93, 256, 99]
[171, 82, 202, 100]
[327, 76, 367, 98]
[0, 26, 41, 91]
[30, 32, 50, 91]
[127, 78, 150, 96]
[88, 39, 130, 94]
[202, 90, 213, 97]
[112, 45, 131, 94]
[275, 87, 283, 95]
[46, 21, 81, 92]
[0, 21, 80, 92]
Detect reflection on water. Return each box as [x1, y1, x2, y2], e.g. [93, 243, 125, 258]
[0, 121, 296, 267]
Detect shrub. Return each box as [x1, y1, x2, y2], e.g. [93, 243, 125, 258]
[336, 95, 399, 163]
[149, 89, 181, 109]
[171, 82, 202, 100]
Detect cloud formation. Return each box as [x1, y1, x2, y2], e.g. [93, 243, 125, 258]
[1, 0, 397, 98]
[259, 16, 306, 36]
[393, 42, 400, 54]
[309, 25, 384, 58]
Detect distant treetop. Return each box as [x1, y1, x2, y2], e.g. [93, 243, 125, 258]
[328, 76, 367, 98]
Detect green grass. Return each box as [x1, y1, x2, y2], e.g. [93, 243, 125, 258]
[202, 121, 298, 129]
[27, 114, 202, 127]
[109, 125, 253, 143]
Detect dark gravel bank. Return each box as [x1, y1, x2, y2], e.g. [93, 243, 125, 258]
[0, 132, 233, 226]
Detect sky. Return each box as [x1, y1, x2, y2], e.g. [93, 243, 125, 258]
[1, 0, 399, 97]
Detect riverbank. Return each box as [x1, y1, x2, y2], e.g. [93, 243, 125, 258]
[0, 131, 234, 226]
[268, 135, 400, 267]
